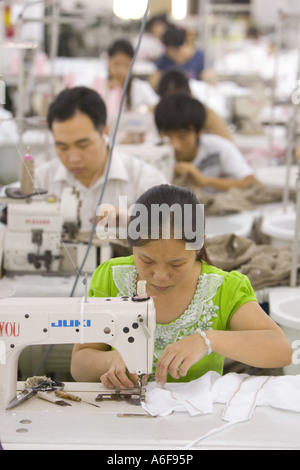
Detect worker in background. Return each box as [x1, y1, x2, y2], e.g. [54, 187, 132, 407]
[154, 93, 258, 192]
[136, 13, 171, 61]
[35, 86, 167, 232]
[92, 39, 159, 119]
[149, 26, 216, 91]
[156, 68, 233, 141]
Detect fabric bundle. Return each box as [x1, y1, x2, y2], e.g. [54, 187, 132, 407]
[206, 233, 300, 290]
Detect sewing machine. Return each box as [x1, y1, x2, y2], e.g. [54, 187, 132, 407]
[1, 186, 101, 274]
[2, 292, 300, 450]
[0, 287, 156, 411]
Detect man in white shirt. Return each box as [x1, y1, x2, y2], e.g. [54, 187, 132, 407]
[154, 93, 258, 192]
[36, 86, 167, 231]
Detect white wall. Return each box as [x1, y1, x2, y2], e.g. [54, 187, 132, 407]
[252, 0, 300, 27]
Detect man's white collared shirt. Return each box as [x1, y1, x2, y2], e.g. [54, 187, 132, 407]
[35, 150, 167, 231]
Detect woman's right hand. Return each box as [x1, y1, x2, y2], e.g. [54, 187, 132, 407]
[100, 350, 139, 390]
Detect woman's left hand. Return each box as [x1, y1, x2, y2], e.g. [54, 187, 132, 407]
[155, 334, 208, 385]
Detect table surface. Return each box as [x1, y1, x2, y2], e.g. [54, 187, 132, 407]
[254, 165, 298, 189]
[1, 382, 300, 450]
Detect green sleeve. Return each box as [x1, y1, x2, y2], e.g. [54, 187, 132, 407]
[88, 260, 119, 298]
[218, 271, 257, 330]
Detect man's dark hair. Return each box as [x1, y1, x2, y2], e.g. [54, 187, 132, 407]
[154, 93, 206, 133]
[107, 39, 134, 59]
[157, 68, 191, 97]
[162, 26, 186, 47]
[47, 86, 107, 131]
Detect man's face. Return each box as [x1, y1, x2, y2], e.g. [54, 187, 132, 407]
[160, 129, 199, 162]
[52, 112, 108, 187]
[166, 45, 185, 64]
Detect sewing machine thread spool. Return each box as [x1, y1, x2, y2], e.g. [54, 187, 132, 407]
[20, 148, 35, 196]
[136, 280, 147, 299]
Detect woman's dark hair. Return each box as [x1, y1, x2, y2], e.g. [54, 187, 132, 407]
[107, 39, 134, 59]
[154, 92, 206, 133]
[47, 86, 107, 131]
[127, 184, 212, 264]
[146, 13, 170, 32]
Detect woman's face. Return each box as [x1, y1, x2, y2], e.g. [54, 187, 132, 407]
[133, 238, 198, 296]
[108, 52, 132, 85]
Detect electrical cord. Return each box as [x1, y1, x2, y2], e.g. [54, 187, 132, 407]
[33, 1, 150, 376]
[69, 0, 150, 298]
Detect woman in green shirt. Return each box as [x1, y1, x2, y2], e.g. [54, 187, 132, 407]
[71, 184, 292, 388]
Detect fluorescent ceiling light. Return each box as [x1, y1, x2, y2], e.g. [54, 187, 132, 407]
[172, 0, 188, 20]
[113, 0, 148, 20]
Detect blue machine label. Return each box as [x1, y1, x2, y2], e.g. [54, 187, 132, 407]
[51, 320, 91, 328]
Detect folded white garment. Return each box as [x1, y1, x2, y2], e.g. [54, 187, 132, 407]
[145, 371, 220, 417]
[257, 374, 300, 413]
[142, 372, 300, 449]
[142, 372, 300, 421]
[221, 375, 272, 422]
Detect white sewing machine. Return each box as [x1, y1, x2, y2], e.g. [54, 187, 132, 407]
[1, 187, 101, 274]
[0, 288, 156, 411]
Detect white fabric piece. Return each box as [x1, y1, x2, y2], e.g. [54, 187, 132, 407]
[143, 372, 300, 420]
[143, 372, 300, 448]
[222, 375, 272, 422]
[257, 375, 300, 413]
[143, 371, 219, 417]
[145, 371, 220, 417]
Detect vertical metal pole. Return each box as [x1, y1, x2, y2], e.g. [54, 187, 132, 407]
[290, 167, 300, 287]
[283, 17, 300, 211]
[49, 1, 60, 99]
[289, 13, 300, 285]
[0, 1, 4, 77]
[16, 15, 25, 122]
[283, 110, 296, 212]
[269, 9, 282, 164]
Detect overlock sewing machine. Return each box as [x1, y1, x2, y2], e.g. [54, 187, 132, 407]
[0, 282, 156, 411]
[0, 186, 103, 275]
[0, 143, 175, 276]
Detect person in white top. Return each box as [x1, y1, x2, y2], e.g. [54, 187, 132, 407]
[91, 39, 159, 144]
[154, 93, 258, 192]
[92, 39, 159, 116]
[35, 87, 167, 232]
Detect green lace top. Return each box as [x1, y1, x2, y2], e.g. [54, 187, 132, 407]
[89, 255, 257, 382]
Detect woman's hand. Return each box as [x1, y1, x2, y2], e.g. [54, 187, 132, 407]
[100, 350, 139, 390]
[155, 333, 208, 385]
